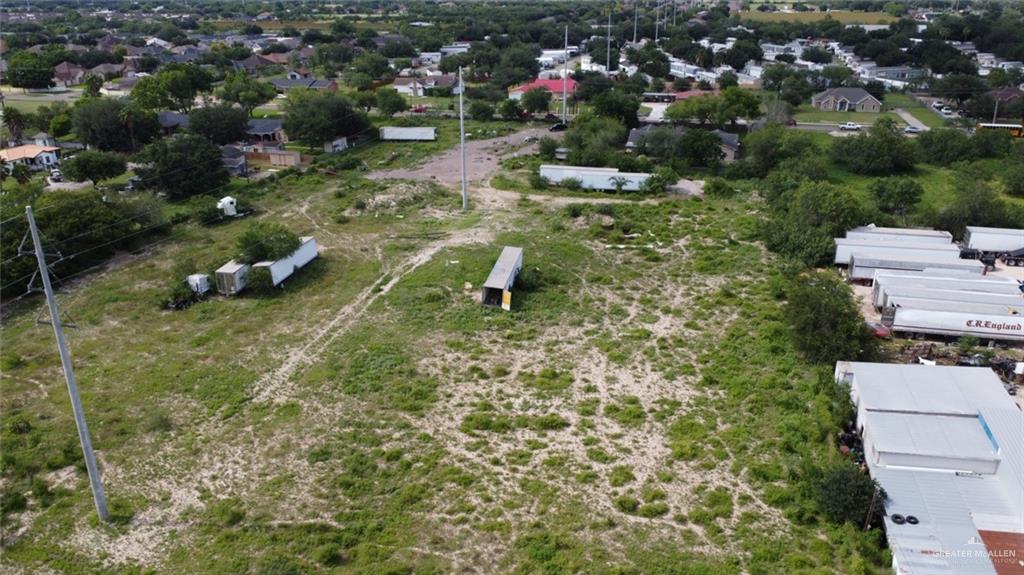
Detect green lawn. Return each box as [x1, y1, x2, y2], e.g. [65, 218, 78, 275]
[882, 93, 950, 129]
[793, 105, 905, 126]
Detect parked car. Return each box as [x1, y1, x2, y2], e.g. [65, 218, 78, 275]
[48, 169, 62, 183]
[548, 123, 568, 132]
[940, 107, 953, 115]
[839, 122, 862, 131]
[903, 125, 923, 134]
[932, 100, 945, 109]
[411, 105, 429, 113]
[543, 113, 560, 122]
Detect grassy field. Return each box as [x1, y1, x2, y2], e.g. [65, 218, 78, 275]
[739, 10, 897, 24]
[793, 104, 905, 126]
[0, 120, 894, 573]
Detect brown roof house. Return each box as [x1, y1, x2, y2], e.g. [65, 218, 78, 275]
[811, 87, 881, 112]
[53, 61, 86, 86]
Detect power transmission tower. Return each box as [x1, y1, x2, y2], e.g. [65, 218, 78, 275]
[24, 205, 110, 523]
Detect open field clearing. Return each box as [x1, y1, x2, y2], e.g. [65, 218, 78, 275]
[2, 127, 889, 574]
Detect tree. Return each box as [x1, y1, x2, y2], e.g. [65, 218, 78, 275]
[353, 91, 377, 113]
[677, 129, 725, 167]
[521, 88, 552, 114]
[499, 98, 523, 120]
[812, 460, 886, 526]
[765, 181, 865, 267]
[538, 137, 558, 160]
[2, 107, 29, 141]
[132, 65, 213, 112]
[801, 46, 833, 64]
[375, 89, 408, 117]
[717, 71, 738, 89]
[11, 164, 32, 185]
[82, 74, 104, 98]
[218, 73, 277, 116]
[1001, 162, 1024, 198]
[138, 134, 230, 200]
[870, 177, 923, 220]
[72, 98, 159, 153]
[469, 101, 494, 121]
[785, 270, 878, 364]
[716, 87, 762, 127]
[916, 128, 975, 166]
[7, 52, 54, 90]
[592, 90, 641, 129]
[832, 118, 917, 175]
[189, 104, 249, 145]
[932, 74, 987, 106]
[236, 222, 301, 263]
[283, 90, 370, 147]
[62, 150, 126, 185]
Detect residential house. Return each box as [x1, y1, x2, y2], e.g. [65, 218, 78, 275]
[100, 75, 141, 96]
[508, 77, 578, 101]
[371, 34, 408, 51]
[811, 87, 881, 112]
[157, 111, 190, 135]
[221, 145, 248, 176]
[89, 62, 125, 80]
[0, 144, 60, 172]
[31, 132, 55, 147]
[711, 130, 740, 162]
[247, 118, 286, 144]
[53, 61, 86, 86]
[987, 86, 1024, 104]
[146, 37, 174, 50]
[95, 35, 120, 52]
[269, 77, 337, 93]
[233, 54, 277, 74]
[286, 67, 312, 80]
[393, 74, 460, 96]
[440, 42, 471, 56]
[262, 52, 293, 66]
[626, 124, 740, 163]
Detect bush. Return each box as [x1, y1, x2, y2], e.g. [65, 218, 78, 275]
[562, 177, 582, 191]
[529, 173, 549, 190]
[703, 177, 735, 198]
[811, 460, 886, 526]
[614, 495, 640, 513]
[236, 222, 300, 263]
[784, 271, 878, 364]
[538, 137, 558, 160]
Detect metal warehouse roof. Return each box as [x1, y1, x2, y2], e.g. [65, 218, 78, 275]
[835, 362, 1024, 575]
[483, 246, 523, 290]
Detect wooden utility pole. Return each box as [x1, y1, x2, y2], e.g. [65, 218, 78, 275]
[25, 205, 109, 522]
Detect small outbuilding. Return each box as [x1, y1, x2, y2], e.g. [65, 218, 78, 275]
[482, 246, 524, 311]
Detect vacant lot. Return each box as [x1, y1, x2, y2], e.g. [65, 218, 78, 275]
[1, 126, 889, 574]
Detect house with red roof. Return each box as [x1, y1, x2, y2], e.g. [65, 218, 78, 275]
[508, 77, 577, 101]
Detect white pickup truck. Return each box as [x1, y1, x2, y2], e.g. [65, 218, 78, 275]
[839, 122, 862, 131]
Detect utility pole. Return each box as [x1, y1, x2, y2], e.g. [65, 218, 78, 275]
[655, 2, 660, 43]
[991, 98, 1000, 124]
[562, 25, 569, 124]
[457, 67, 468, 211]
[633, 1, 638, 44]
[24, 206, 109, 523]
[606, 7, 612, 75]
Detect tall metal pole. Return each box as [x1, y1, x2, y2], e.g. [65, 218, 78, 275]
[655, 2, 660, 43]
[25, 206, 109, 523]
[562, 25, 569, 124]
[606, 7, 612, 74]
[633, 1, 638, 44]
[991, 98, 1000, 124]
[457, 67, 468, 211]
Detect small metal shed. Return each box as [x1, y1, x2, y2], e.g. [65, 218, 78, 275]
[482, 246, 523, 311]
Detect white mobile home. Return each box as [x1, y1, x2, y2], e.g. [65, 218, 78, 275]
[538, 165, 650, 192]
[482, 246, 523, 311]
[379, 126, 437, 141]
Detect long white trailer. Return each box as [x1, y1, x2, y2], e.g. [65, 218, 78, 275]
[539, 164, 650, 191]
[379, 126, 437, 141]
[872, 274, 1022, 307]
[834, 239, 961, 265]
[965, 226, 1024, 253]
[876, 286, 1024, 310]
[887, 296, 1024, 316]
[850, 254, 986, 281]
[847, 226, 953, 242]
[252, 236, 319, 287]
[889, 308, 1024, 342]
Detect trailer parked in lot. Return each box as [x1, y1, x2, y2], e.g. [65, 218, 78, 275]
[964, 226, 1024, 253]
[379, 126, 437, 141]
[252, 237, 319, 287]
[833, 239, 961, 265]
[845, 226, 953, 244]
[538, 165, 650, 191]
[482, 246, 523, 311]
[850, 254, 986, 281]
[215, 260, 251, 295]
[875, 286, 1024, 310]
[871, 273, 1022, 307]
[886, 296, 1024, 316]
[886, 308, 1024, 342]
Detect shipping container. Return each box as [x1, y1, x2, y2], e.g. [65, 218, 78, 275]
[886, 295, 1023, 316]
[850, 254, 986, 280]
[482, 246, 523, 311]
[834, 239, 961, 265]
[379, 126, 437, 141]
[847, 226, 953, 242]
[871, 273, 1021, 307]
[539, 164, 650, 191]
[252, 237, 319, 287]
[889, 308, 1024, 342]
[964, 226, 1024, 253]
[215, 260, 250, 295]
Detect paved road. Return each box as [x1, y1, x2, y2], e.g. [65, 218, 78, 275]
[644, 102, 669, 123]
[894, 108, 929, 131]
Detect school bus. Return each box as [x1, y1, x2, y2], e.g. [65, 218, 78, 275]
[975, 123, 1024, 138]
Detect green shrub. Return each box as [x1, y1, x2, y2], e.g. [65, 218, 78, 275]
[529, 173, 549, 190]
[562, 177, 582, 191]
[614, 495, 640, 513]
[703, 177, 735, 198]
[608, 465, 635, 487]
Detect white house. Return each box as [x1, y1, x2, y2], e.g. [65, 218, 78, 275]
[0, 144, 60, 172]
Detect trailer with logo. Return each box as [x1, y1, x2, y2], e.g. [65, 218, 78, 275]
[481, 246, 523, 311]
[884, 308, 1024, 342]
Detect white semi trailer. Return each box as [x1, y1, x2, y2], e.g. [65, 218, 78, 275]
[850, 254, 986, 281]
[833, 239, 961, 265]
[846, 226, 953, 243]
[379, 126, 437, 141]
[876, 286, 1024, 310]
[252, 237, 319, 287]
[872, 274, 1022, 308]
[886, 296, 1024, 317]
[964, 226, 1024, 253]
[888, 309, 1024, 342]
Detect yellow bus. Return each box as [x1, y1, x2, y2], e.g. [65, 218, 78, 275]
[975, 123, 1024, 138]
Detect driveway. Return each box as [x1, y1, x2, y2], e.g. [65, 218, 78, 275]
[894, 108, 929, 131]
[643, 102, 670, 123]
